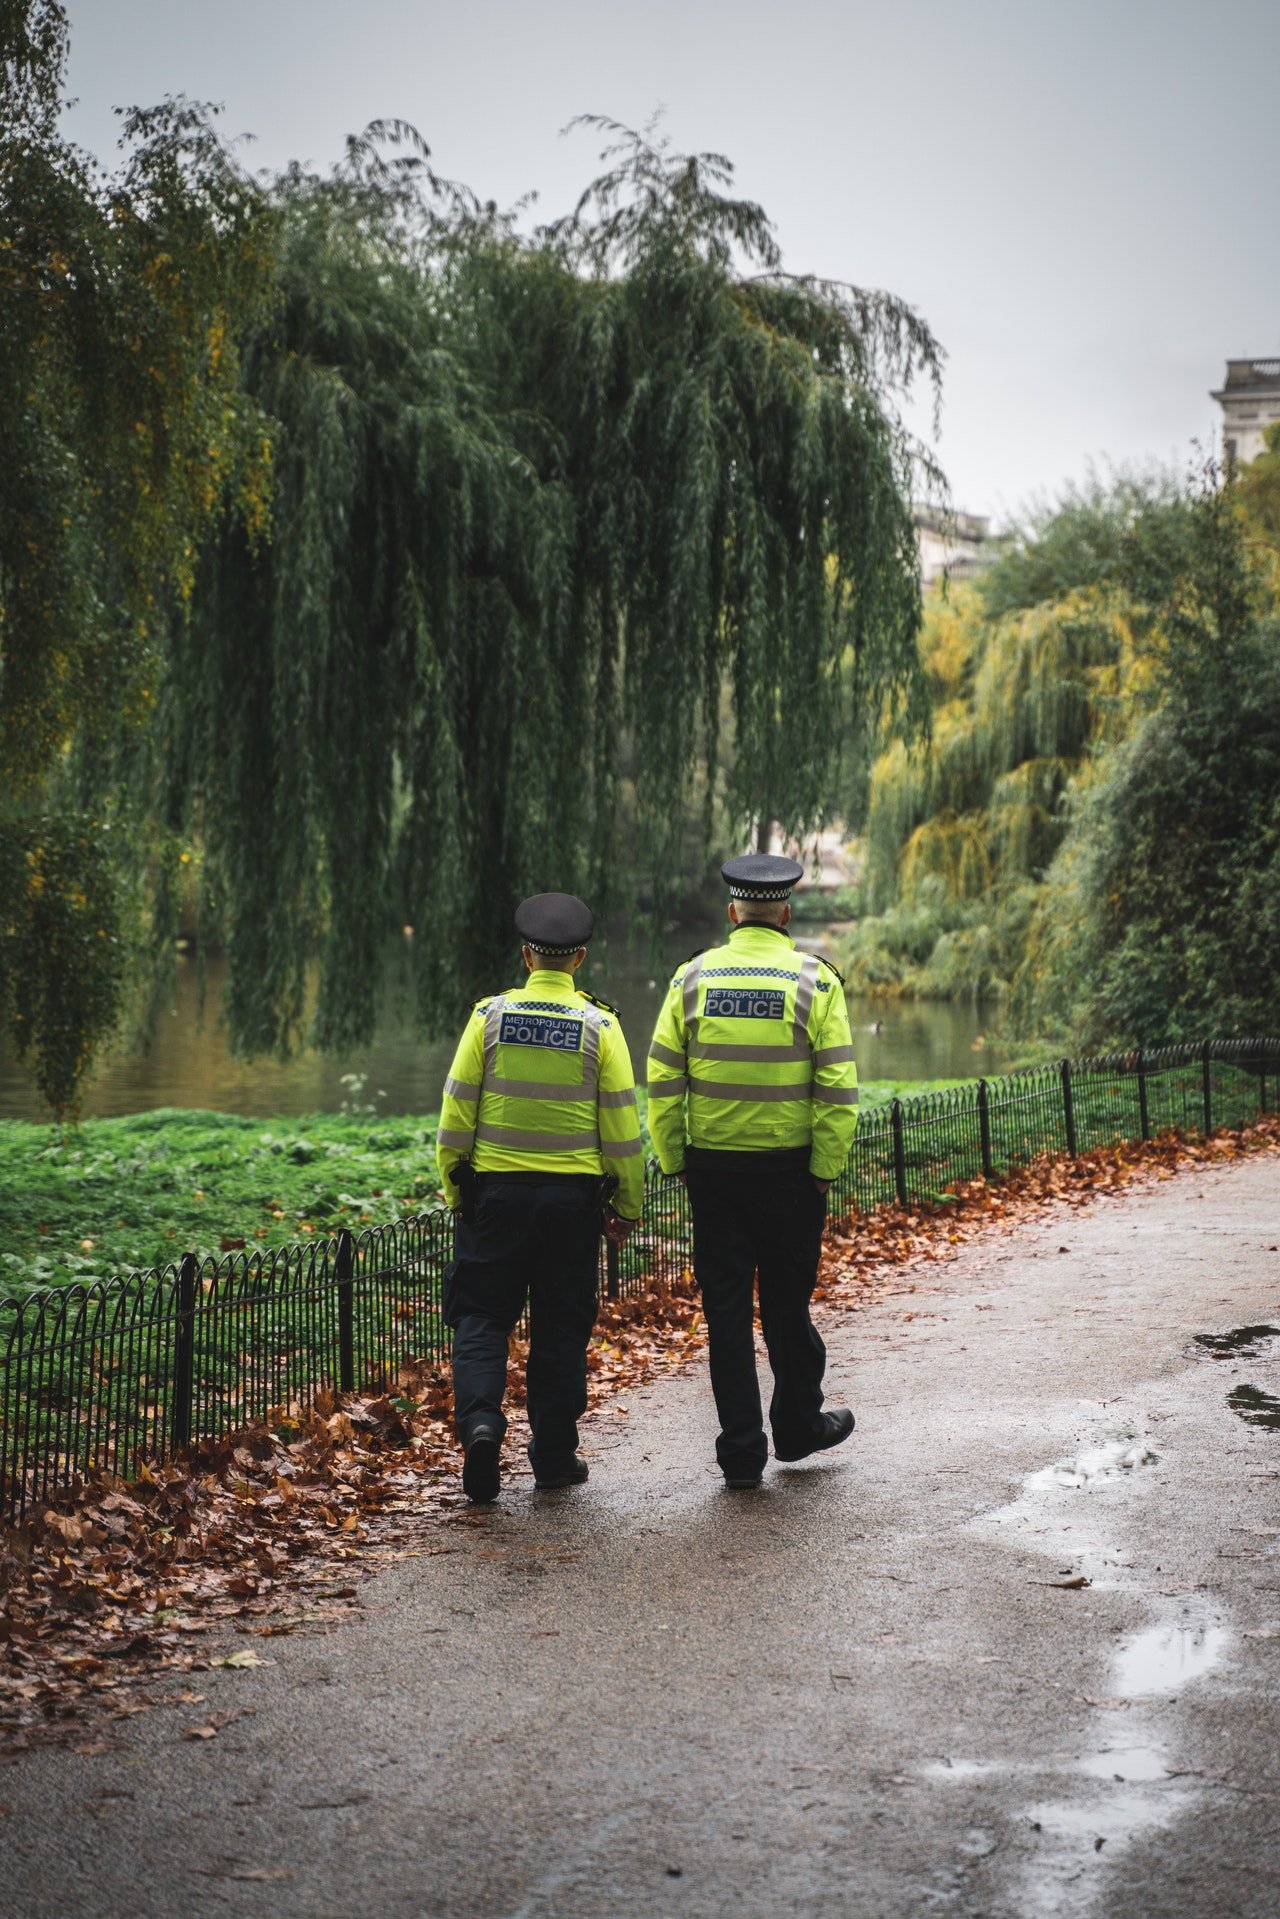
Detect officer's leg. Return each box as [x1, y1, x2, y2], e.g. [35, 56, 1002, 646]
[686, 1168, 768, 1479]
[444, 1184, 530, 1446]
[524, 1183, 601, 1473]
[755, 1170, 828, 1454]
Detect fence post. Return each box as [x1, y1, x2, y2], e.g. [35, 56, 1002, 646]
[1137, 1048, 1150, 1141]
[977, 1078, 993, 1180]
[1202, 1039, 1213, 1135]
[1060, 1059, 1077, 1158]
[172, 1253, 197, 1452]
[890, 1098, 908, 1206]
[606, 1238, 621, 1301]
[336, 1228, 355, 1393]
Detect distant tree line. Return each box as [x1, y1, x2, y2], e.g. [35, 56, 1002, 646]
[0, 2, 940, 1115]
[845, 445, 1280, 1047]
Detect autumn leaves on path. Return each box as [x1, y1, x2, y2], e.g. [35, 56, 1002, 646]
[2, 1116, 1278, 1758]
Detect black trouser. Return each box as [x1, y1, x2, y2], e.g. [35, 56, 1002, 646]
[684, 1148, 829, 1478]
[444, 1175, 601, 1474]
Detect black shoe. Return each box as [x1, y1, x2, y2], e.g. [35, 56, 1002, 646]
[723, 1473, 763, 1490]
[462, 1426, 501, 1503]
[773, 1408, 855, 1463]
[533, 1454, 589, 1491]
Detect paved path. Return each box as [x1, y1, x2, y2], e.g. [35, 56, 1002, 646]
[5, 1156, 1280, 1919]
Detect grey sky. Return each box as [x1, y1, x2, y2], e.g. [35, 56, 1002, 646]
[64, 0, 1278, 522]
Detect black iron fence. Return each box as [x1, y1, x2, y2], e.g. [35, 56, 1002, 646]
[2, 1036, 1276, 1524]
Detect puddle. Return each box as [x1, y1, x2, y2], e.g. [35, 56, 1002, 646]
[1193, 1324, 1280, 1359]
[1113, 1623, 1227, 1699]
[1028, 1429, 1158, 1492]
[1227, 1383, 1280, 1430]
[1078, 1745, 1168, 1783]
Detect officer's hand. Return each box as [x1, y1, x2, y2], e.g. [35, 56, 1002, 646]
[602, 1206, 638, 1246]
[812, 1176, 831, 1194]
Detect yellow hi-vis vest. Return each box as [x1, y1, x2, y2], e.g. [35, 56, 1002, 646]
[645, 924, 859, 1179]
[436, 969, 644, 1219]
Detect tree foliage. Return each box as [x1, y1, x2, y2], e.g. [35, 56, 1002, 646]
[844, 481, 1166, 999]
[1017, 478, 1280, 1044]
[848, 467, 1280, 1047]
[0, 1, 275, 1113]
[164, 115, 941, 1059]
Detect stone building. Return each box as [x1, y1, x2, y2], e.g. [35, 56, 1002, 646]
[1211, 359, 1280, 467]
[913, 506, 992, 588]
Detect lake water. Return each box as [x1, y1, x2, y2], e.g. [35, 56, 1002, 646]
[0, 920, 1005, 1122]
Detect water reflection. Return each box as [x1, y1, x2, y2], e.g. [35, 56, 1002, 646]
[0, 925, 1007, 1122]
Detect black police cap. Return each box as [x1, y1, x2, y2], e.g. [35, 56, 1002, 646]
[515, 892, 594, 955]
[721, 853, 805, 902]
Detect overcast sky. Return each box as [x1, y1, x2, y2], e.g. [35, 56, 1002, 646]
[63, 0, 1278, 523]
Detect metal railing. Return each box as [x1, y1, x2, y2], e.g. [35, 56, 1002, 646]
[2, 1035, 1276, 1525]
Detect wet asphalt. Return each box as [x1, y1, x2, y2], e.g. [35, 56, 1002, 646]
[4, 1154, 1280, 1919]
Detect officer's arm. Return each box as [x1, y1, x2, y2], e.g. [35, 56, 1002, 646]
[645, 972, 689, 1176]
[597, 1023, 645, 1220]
[436, 1008, 485, 1203]
[809, 974, 859, 1182]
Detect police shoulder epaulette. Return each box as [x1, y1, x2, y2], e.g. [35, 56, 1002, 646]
[817, 954, 846, 987]
[470, 993, 492, 1014]
[579, 989, 620, 1017]
[681, 946, 707, 967]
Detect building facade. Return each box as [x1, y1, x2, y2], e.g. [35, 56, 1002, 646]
[913, 506, 991, 589]
[1211, 359, 1280, 467]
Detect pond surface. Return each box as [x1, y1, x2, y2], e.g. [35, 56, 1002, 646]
[0, 920, 1006, 1122]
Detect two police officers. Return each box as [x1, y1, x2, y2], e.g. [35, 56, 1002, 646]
[436, 893, 643, 1503]
[646, 855, 859, 1488]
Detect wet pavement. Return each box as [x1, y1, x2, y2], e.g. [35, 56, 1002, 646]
[4, 1154, 1280, 1918]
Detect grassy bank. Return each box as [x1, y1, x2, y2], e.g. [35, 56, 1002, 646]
[0, 1084, 953, 1297]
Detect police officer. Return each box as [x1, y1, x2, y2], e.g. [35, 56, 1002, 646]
[436, 894, 643, 1503]
[646, 855, 859, 1488]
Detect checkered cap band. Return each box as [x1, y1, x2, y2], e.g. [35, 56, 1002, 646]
[527, 939, 585, 955]
[727, 881, 794, 901]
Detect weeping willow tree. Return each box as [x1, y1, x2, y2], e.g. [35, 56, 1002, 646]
[147, 117, 942, 1063]
[0, 2, 274, 1114]
[844, 479, 1178, 1001]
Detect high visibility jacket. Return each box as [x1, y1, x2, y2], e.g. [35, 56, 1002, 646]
[436, 969, 645, 1219]
[646, 924, 858, 1180]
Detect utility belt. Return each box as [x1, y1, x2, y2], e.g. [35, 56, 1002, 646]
[453, 1161, 616, 1223]
[684, 1145, 811, 1176]
[473, 1171, 603, 1194]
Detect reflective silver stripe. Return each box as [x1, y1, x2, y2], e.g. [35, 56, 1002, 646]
[813, 1045, 857, 1068]
[484, 1077, 595, 1102]
[687, 1079, 812, 1103]
[601, 1137, 644, 1159]
[443, 1075, 481, 1100]
[474, 1120, 601, 1151]
[580, 1004, 602, 1096]
[791, 956, 820, 1052]
[813, 1083, 860, 1106]
[682, 957, 703, 1031]
[646, 1076, 688, 1099]
[437, 1126, 476, 1150]
[648, 1039, 686, 1071]
[482, 996, 507, 1085]
[598, 1086, 638, 1109]
[688, 1039, 811, 1063]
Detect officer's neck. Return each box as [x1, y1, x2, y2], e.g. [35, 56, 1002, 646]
[729, 920, 793, 943]
[524, 964, 579, 988]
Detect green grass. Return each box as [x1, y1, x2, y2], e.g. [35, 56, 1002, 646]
[0, 1082, 955, 1297]
[0, 1109, 443, 1299]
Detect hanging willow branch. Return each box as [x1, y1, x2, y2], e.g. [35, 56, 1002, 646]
[147, 116, 943, 1059]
